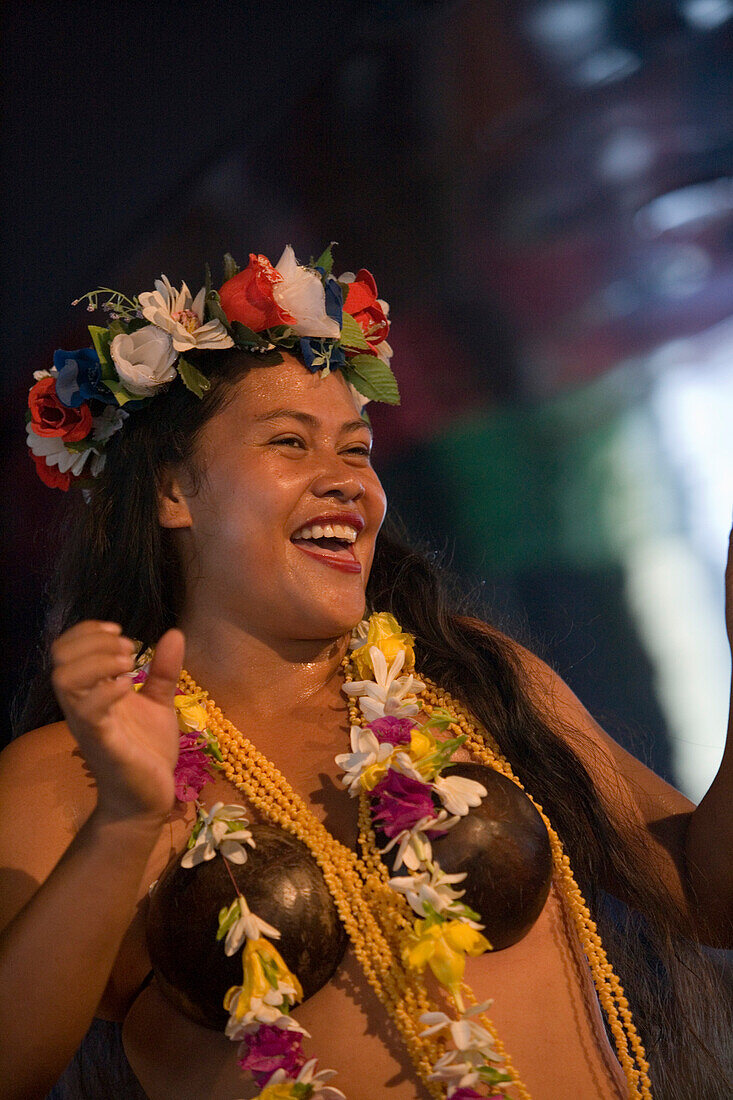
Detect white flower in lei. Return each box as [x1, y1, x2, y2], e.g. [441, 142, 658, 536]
[334, 725, 394, 794]
[259, 1057, 346, 1100]
[341, 646, 425, 722]
[180, 802, 255, 867]
[379, 810, 461, 871]
[273, 245, 341, 339]
[433, 772, 487, 816]
[218, 895, 281, 956]
[138, 275, 234, 352]
[388, 865, 468, 917]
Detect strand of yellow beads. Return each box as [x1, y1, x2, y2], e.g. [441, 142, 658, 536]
[178, 667, 446, 1099]
[419, 675, 653, 1100]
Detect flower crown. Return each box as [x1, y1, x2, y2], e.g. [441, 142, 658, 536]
[26, 244, 398, 491]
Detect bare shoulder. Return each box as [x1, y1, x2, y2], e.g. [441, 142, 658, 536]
[0, 722, 97, 928]
[0, 720, 95, 817]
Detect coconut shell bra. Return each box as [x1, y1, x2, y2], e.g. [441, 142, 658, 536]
[146, 761, 552, 1031]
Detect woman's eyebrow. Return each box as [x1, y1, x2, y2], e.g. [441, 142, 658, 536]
[254, 409, 372, 436]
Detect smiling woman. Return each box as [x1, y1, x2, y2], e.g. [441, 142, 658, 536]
[1, 246, 732, 1100]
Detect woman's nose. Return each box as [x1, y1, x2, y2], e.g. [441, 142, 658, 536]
[310, 470, 365, 502]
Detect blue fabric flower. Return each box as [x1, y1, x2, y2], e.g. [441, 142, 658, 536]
[298, 338, 347, 374]
[53, 348, 115, 407]
[324, 275, 343, 329]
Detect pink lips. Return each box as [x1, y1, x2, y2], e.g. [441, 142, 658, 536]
[290, 512, 365, 574]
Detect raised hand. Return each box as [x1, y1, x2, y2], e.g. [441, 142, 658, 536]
[51, 621, 185, 823]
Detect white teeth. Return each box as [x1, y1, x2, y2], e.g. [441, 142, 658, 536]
[293, 522, 358, 543]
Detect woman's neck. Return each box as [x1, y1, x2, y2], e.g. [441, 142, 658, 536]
[177, 609, 351, 729]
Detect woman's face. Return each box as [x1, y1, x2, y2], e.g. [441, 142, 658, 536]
[169, 354, 387, 643]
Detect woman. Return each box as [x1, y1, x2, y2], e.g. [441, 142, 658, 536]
[1, 247, 731, 1100]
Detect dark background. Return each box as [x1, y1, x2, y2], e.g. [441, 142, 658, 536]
[4, 1, 733, 797]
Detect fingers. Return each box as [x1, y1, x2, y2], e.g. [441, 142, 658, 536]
[52, 627, 137, 694]
[140, 629, 185, 707]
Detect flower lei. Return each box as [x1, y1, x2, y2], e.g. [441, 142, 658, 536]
[141, 612, 652, 1099]
[26, 245, 398, 490]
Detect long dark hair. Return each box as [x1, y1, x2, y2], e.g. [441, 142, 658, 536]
[16, 349, 732, 1097]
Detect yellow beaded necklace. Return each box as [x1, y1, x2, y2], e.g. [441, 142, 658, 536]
[178, 644, 653, 1100]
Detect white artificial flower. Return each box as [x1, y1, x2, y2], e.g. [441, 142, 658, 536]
[348, 382, 370, 412]
[264, 1057, 346, 1099]
[26, 423, 95, 476]
[273, 245, 340, 339]
[227, 1010, 310, 1041]
[180, 802, 254, 868]
[380, 810, 461, 871]
[342, 647, 425, 722]
[388, 865, 467, 917]
[373, 337, 393, 364]
[433, 773, 487, 817]
[91, 405, 127, 443]
[110, 325, 177, 396]
[138, 275, 234, 352]
[220, 895, 281, 956]
[334, 725, 393, 795]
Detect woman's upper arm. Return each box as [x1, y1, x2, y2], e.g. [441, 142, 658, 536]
[0, 723, 95, 933]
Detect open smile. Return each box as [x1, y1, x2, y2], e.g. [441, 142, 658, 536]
[290, 514, 364, 574]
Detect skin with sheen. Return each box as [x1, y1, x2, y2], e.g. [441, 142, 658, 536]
[0, 353, 731, 1100]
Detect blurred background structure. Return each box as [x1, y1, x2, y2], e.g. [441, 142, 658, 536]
[3, 0, 732, 799]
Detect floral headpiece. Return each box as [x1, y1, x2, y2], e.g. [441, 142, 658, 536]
[26, 244, 398, 490]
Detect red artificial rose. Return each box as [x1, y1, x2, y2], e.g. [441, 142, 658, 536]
[219, 253, 297, 332]
[343, 268, 390, 351]
[30, 451, 72, 490]
[28, 376, 93, 441]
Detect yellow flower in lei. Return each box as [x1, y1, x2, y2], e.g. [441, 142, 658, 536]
[403, 917, 491, 994]
[351, 612, 416, 679]
[257, 1085, 300, 1100]
[173, 692, 210, 733]
[224, 938, 303, 1021]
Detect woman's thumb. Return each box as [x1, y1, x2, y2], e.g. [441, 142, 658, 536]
[141, 628, 185, 705]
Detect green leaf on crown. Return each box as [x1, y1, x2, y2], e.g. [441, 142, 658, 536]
[88, 326, 113, 373]
[178, 356, 211, 398]
[204, 293, 231, 330]
[339, 312, 370, 351]
[231, 321, 271, 350]
[342, 355, 400, 405]
[222, 253, 239, 282]
[314, 242, 335, 276]
[101, 378, 142, 406]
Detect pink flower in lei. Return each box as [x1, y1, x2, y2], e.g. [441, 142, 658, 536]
[237, 1024, 307, 1086]
[367, 715, 415, 745]
[450, 1090, 498, 1100]
[371, 770, 438, 838]
[174, 732, 213, 802]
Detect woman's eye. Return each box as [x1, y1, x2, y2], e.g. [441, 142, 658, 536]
[346, 445, 372, 457]
[273, 436, 304, 448]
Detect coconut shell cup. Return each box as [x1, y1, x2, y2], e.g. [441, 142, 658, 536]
[146, 824, 347, 1030]
[379, 763, 553, 950]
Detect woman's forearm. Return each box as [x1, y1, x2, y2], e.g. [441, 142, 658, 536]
[0, 808, 163, 1100]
